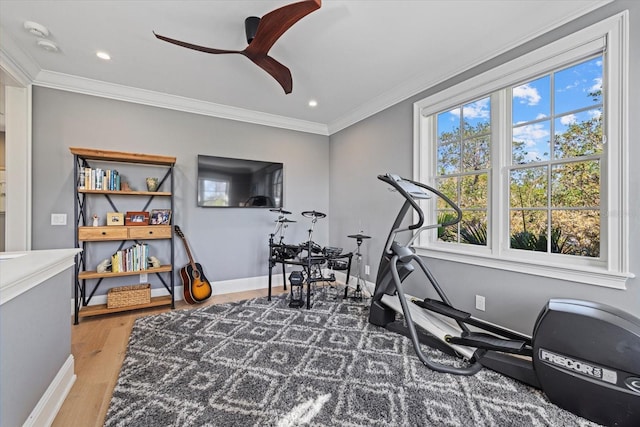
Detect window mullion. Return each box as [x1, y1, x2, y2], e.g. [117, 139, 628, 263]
[494, 90, 508, 256]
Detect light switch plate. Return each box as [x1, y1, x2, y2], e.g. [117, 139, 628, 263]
[51, 213, 67, 225]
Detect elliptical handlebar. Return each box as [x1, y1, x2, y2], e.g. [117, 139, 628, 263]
[378, 173, 462, 235]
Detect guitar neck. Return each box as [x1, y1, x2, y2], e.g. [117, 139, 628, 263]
[179, 235, 198, 271]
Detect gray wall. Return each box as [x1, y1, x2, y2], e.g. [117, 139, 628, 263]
[1, 131, 5, 252]
[0, 268, 73, 427]
[328, 0, 640, 334]
[31, 88, 330, 291]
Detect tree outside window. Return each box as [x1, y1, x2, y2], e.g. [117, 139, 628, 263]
[433, 56, 603, 258]
[510, 56, 602, 257]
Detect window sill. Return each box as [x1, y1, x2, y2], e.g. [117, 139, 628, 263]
[413, 246, 633, 290]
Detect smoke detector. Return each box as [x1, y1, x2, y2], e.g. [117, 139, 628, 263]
[24, 21, 50, 38]
[37, 39, 59, 52]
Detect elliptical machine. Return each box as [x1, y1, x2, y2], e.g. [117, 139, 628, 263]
[369, 173, 640, 427]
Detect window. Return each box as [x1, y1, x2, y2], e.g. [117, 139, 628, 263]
[436, 97, 491, 246]
[198, 178, 229, 206]
[414, 13, 630, 288]
[509, 57, 603, 257]
[273, 168, 283, 207]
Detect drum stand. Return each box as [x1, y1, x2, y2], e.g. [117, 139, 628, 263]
[268, 208, 295, 296]
[345, 233, 370, 301]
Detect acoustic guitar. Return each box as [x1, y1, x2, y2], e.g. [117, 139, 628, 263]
[175, 225, 212, 304]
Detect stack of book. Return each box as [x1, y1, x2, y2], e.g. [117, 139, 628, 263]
[78, 167, 121, 191]
[111, 243, 149, 273]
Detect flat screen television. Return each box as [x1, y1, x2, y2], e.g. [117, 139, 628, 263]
[197, 154, 284, 208]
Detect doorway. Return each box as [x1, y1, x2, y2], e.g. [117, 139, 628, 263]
[1, 65, 31, 252]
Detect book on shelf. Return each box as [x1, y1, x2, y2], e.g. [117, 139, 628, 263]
[78, 167, 121, 191]
[110, 243, 149, 273]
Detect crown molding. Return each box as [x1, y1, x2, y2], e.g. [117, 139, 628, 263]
[0, 30, 39, 87]
[33, 70, 329, 135]
[326, 0, 615, 135]
[2, 0, 614, 137]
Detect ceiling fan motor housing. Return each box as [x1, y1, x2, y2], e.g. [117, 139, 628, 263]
[245, 16, 260, 44]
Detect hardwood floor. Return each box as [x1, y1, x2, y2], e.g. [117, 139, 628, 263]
[52, 286, 287, 427]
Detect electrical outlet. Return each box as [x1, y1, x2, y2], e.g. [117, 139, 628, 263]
[51, 213, 67, 225]
[475, 295, 486, 311]
[365, 265, 370, 275]
[140, 273, 148, 283]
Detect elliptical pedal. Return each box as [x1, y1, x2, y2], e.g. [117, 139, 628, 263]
[446, 331, 528, 354]
[413, 298, 471, 321]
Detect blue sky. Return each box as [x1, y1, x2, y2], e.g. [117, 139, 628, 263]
[511, 56, 602, 163]
[437, 56, 602, 165]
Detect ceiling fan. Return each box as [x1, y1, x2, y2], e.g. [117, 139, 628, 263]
[154, 0, 321, 94]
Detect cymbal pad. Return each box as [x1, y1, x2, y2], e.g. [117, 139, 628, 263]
[301, 210, 327, 219]
[347, 233, 371, 239]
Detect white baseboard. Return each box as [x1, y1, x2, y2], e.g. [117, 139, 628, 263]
[23, 354, 75, 427]
[335, 271, 375, 296]
[71, 273, 286, 312]
[69, 271, 373, 313]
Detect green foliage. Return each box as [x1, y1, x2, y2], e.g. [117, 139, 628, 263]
[511, 231, 545, 252]
[460, 220, 487, 246]
[437, 212, 458, 242]
[510, 227, 571, 253]
[436, 89, 602, 258]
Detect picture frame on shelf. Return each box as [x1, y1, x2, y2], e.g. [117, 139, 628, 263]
[106, 212, 124, 226]
[125, 211, 150, 226]
[150, 209, 172, 225]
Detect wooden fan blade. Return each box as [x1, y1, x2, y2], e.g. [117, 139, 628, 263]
[245, 0, 321, 56]
[153, 32, 240, 55]
[244, 54, 293, 94]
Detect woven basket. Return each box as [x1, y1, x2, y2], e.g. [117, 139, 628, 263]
[107, 283, 151, 308]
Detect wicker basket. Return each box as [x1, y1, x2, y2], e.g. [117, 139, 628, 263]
[107, 284, 151, 308]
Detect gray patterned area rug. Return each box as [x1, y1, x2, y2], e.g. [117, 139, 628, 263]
[104, 294, 598, 426]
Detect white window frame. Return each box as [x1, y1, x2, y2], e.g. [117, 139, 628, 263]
[413, 12, 631, 289]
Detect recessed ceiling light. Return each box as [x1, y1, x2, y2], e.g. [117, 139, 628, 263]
[96, 51, 111, 60]
[308, 99, 318, 107]
[24, 21, 50, 38]
[37, 39, 58, 52]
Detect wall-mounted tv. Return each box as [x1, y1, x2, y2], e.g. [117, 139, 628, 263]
[197, 154, 283, 208]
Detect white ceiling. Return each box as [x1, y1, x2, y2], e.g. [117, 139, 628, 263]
[0, 0, 610, 135]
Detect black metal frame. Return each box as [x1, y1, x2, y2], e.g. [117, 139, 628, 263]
[72, 152, 175, 324]
[267, 234, 353, 308]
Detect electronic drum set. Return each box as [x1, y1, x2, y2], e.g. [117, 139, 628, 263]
[267, 208, 370, 307]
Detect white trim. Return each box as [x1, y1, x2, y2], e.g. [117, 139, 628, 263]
[1, 29, 35, 253]
[414, 246, 631, 289]
[72, 272, 372, 312]
[33, 70, 329, 136]
[413, 12, 631, 289]
[210, 274, 283, 295]
[417, 37, 607, 118]
[3, 85, 32, 251]
[1, 249, 81, 306]
[0, 2, 612, 137]
[23, 355, 76, 427]
[327, 1, 614, 135]
[0, 29, 39, 85]
[333, 270, 374, 297]
[74, 274, 285, 310]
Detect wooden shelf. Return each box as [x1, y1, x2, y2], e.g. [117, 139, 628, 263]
[69, 147, 176, 166]
[78, 225, 172, 241]
[78, 295, 173, 318]
[77, 189, 171, 196]
[72, 147, 176, 324]
[78, 265, 172, 280]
